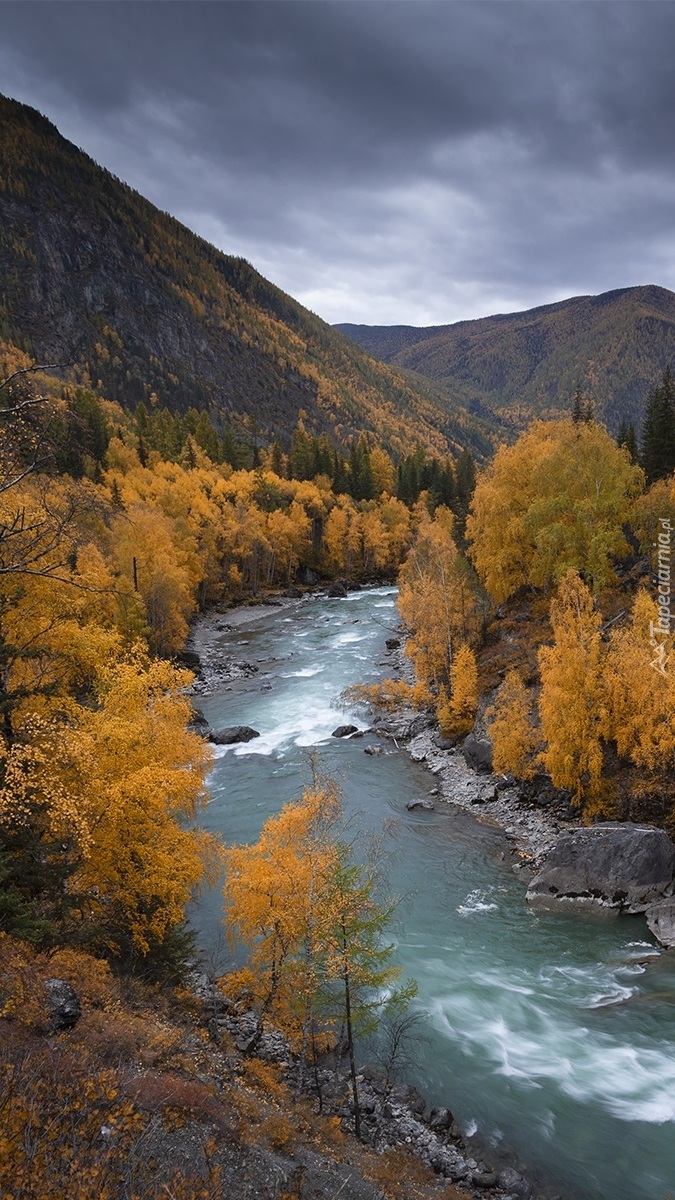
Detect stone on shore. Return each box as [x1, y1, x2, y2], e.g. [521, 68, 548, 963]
[327, 580, 348, 598]
[498, 1166, 532, 1197]
[461, 732, 493, 773]
[209, 726, 260, 745]
[45, 979, 81, 1031]
[527, 823, 675, 912]
[332, 724, 360, 738]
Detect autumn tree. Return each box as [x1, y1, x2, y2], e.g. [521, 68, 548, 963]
[0, 651, 219, 960]
[398, 506, 484, 708]
[538, 570, 606, 807]
[437, 643, 478, 739]
[603, 589, 675, 774]
[466, 419, 644, 602]
[319, 841, 416, 1138]
[222, 780, 342, 1055]
[222, 776, 414, 1130]
[486, 669, 538, 780]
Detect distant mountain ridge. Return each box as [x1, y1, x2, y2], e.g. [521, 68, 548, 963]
[336, 285, 675, 432]
[0, 94, 495, 458]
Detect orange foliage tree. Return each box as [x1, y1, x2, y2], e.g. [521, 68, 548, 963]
[466, 419, 643, 602]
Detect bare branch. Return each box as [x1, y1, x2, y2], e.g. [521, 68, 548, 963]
[0, 362, 67, 403]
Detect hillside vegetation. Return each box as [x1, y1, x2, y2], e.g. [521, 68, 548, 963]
[0, 94, 494, 459]
[337, 285, 675, 432]
[368, 414, 675, 825]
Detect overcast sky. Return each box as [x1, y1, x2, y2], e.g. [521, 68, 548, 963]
[1, 0, 675, 326]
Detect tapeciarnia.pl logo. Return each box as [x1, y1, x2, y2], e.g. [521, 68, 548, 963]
[650, 517, 672, 676]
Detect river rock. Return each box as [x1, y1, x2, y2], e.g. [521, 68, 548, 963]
[645, 899, 675, 947]
[332, 724, 360, 738]
[471, 785, 498, 804]
[472, 1169, 499, 1188]
[433, 733, 455, 750]
[389, 1082, 426, 1115]
[407, 798, 435, 811]
[497, 1167, 532, 1197]
[209, 726, 260, 745]
[45, 978, 81, 1031]
[461, 732, 493, 773]
[363, 745, 382, 756]
[527, 823, 675, 912]
[428, 1106, 452, 1131]
[385, 638, 400, 650]
[284, 584, 301, 598]
[375, 712, 433, 741]
[327, 580, 348, 598]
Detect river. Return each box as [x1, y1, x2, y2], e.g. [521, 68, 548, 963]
[190, 586, 675, 1200]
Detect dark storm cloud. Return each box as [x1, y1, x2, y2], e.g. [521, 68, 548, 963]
[1, 0, 675, 323]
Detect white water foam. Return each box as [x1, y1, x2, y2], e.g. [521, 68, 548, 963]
[332, 631, 368, 646]
[431, 990, 675, 1124]
[457, 889, 499, 915]
[280, 666, 324, 678]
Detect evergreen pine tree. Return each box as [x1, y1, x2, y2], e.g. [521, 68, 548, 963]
[617, 419, 639, 463]
[641, 365, 675, 483]
[572, 386, 584, 424]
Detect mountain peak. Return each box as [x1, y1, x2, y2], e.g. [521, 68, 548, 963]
[336, 284, 675, 431]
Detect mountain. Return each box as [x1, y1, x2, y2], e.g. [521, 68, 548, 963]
[336, 285, 675, 433]
[0, 94, 496, 459]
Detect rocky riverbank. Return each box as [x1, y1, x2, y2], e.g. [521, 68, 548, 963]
[373, 706, 572, 877]
[191, 973, 543, 1200]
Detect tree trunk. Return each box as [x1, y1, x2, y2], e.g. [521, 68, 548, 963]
[342, 931, 361, 1138]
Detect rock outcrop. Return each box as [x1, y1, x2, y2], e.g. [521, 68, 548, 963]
[461, 732, 493, 774]
[646, 899, 675, 947]
[527, 823, 675, 912]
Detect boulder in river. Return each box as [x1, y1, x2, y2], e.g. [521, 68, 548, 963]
[385, 638, 401, 650]
[327, 580, 348, 598]
[332, 724, 360, 738]
[646, 899, 675, 947]
[407, 797, 435, 811]
[461, 732, 493, 773]
[527, 823, 675, 912]
[209, 726, 260, 745]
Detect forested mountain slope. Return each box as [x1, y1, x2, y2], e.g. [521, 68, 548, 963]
[337, 285, 675, 431]
[0, 94, 494, 458]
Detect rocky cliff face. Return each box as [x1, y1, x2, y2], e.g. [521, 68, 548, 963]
[0, 95, 494, 456]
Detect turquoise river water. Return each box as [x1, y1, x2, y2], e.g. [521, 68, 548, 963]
[190, 587, 675, 1200]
